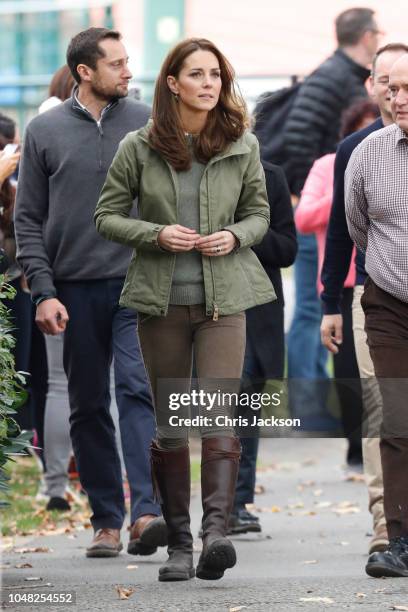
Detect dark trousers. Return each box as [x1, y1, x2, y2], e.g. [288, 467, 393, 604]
[56, 279, 159, 530]
[361, 277, 408, 539]
[5, 278, 48, 464]
[234, 300, 285, 510]
[334, 287, 363, 455]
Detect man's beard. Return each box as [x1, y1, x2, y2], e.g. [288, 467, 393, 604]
[90, 80, 128, 102]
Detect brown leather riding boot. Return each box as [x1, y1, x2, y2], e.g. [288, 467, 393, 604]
[151, 441, 195, 582]
[196, 436, 241, 580]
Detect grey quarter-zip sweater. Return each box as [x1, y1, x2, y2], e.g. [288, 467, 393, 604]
[14, 93, 150, 302]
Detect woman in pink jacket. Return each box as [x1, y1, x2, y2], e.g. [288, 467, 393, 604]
[295, 99, 379, 467]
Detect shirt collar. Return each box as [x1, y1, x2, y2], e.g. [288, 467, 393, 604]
[394, 124, 408, 146]
[74, 92, 87, 112]
[72, 88, 117, 120]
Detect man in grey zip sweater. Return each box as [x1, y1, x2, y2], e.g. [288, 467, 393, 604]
[14, 28, 167, 558]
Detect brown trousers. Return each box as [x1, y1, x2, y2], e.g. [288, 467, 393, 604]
[138, 305, 246, 447]
[361, 277, 408, 538]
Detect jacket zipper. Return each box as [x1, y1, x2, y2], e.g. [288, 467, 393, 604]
[206, 169, 218, 321]
[72, 98, 115, 170]
[163, 161, 178, 315]
[97, 121, 103, 170]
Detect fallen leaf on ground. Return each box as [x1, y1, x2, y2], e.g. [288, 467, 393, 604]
[332, 501, 360, 515]
[24, 577, 42, 581]
[302, 459, 316, 466]
[344, 472, 365, 482]
[13, 547, 52, 554]
[356, 593, 367, 598]
[254, 484, 265, 495]
[230, 607, 246, 612]
[315, 501, 332, 508]
[299, 597, 333, 604]
[300, 480, 316, 487]
[301, 560, 318, 565]
[115, 586, 136, 600]
[390, 606, 408, 611]
[287, 502, 304, 509]
[32, 508, 48, 517]
[15, 563, 33, 569]
[338, 541, 350, 546]
[126, 565, 139, 570]
[337, 501, 359, 508]
[313, 489, 323, 497]
[274, 462, 302, 471]
[0, 538, 15, 551]
[333, 506, 360, 515]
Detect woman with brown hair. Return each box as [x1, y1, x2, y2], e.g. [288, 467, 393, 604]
[95, 38, 275, 582]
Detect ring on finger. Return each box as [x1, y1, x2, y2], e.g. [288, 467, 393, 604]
[216, 246, 222, 253]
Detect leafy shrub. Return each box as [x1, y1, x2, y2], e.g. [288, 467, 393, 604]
[0, 273, 31, 507]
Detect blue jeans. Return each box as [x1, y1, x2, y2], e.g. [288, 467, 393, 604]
[56, 278, 159, 530]
[287, 233, 335, 429]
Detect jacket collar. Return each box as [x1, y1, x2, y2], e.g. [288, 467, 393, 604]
[138, 120, 251, 162]
[333, 48, 371, 81]
[68, 85, 119, 121]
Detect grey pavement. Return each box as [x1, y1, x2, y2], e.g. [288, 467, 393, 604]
[2, 438, 407, 611]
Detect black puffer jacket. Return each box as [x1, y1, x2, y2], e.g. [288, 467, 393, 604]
[283, 49, 370, 196]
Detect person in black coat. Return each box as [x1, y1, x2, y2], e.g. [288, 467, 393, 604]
[229, 161, 297, 534]
[284, 8, 381, 433]
[283, 8, 379, 196]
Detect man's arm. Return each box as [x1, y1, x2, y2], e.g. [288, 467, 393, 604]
[14, 127, 56, 302]
[253, 165, 297, 268]
[320, 141, 355, 316]
[345, 148, 369, 253]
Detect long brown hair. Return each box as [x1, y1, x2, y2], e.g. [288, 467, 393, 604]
[49, 64, 75, 101]
[148, 38, 248, 171]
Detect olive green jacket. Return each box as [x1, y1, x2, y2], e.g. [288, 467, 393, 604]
[94, 124, 276, 318]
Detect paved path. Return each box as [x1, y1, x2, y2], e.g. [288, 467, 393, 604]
[2, 438, 406, 611]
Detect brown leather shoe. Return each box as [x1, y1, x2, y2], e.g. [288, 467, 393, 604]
[86, 528, 123, 558]
[128, 514, 168, 556]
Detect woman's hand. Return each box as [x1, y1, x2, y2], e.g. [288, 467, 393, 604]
[157, 224, 201, 252]
[195, 230, 238, 256]
[0, 151, 20, 184]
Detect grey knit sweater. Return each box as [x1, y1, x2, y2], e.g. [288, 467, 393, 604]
[169, 139, 205, 305]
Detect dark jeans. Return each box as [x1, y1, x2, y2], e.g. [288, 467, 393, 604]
[4, 278, 48, 464]
[361, 277, 408, 538]
[334, 287, 363, 455]
[56, 278, 159, 530]
[234, 302, 285, 511]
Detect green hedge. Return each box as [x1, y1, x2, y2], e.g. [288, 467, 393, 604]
[0, 273, 31, 507]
